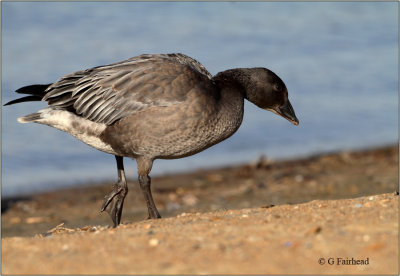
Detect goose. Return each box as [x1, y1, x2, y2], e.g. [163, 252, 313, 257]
[5, 53, 299, 227]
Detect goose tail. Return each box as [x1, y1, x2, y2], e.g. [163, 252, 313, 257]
[17, 112, 43, 123]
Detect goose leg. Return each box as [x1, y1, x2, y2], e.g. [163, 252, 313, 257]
[139, 174, 161, 219]
[101, 155, 128, 227]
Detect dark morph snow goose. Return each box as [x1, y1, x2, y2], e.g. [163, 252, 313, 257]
[5, 53, 299, 227]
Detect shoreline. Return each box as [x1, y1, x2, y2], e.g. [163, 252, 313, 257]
[2, 144, 398, 238]
[2, 144, 398, 274]
[2, 143, 397, 200]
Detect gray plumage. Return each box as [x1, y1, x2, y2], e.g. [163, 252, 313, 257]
[43, 53, 213, 125]
[5, 53, 299, 227]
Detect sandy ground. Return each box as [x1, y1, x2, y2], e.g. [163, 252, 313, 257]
[1, 145, 399, 274]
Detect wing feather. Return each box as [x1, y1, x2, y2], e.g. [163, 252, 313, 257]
[42, 53, 215, 125]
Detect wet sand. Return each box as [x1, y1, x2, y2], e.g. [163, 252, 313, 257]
[1, 145, 399, 274]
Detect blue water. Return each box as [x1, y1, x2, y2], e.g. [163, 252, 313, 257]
[2, 2, 398, 197]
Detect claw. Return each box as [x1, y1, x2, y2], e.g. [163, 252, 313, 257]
[147, 206, 161, 219]
[101, 183, 127, 227]
[109, 194, 125, 227]
[101, 184, 123, 212]
[101, 156, 128, 227]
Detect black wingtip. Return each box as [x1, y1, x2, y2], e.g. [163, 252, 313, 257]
[3, 95, 42, 106]
[15, 84, 52, 96]
[5, 83, 51, 106]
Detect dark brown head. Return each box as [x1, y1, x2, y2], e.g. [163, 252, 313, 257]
[243, 68, 299, 125]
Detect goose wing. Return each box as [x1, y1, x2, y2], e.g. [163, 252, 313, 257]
[43, 53, 214, 125]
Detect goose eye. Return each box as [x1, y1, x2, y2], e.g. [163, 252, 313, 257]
[274, 84, 283, 92]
